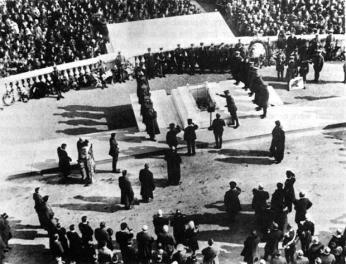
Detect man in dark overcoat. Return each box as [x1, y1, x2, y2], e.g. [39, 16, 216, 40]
[312, 50, 324, 82]
[270, 121, 285, 163]
[263, 223, 283, 261]
[224, 181, 242, 221]
[109, 133, 120, 173]
[241, 230, 261, 264]
[119, 170, 135, 209]
[284, 170, 296, 212]
[136, 225, 154, 264]
[166, 123, 181, 149]
[164, 148, 182, 185]
[209, 113, 226, 149]
[78, 216, 94, 248]
[57, 143, 72, 178]
[252, 184, 269, 227]
[67, 224, 82, 262]
[183, 119, 198, 155]
[217, 90, 239, 128]
[139, 163, 155, 202]
[116, 222, 134, 257]
[294, 192, 312, 224]
[271, 183, 288, 232]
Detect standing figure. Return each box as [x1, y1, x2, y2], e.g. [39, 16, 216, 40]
[153, 210, 169, 236]
[202, 238, 220, 264]
[198, 42, 207, 74]
[293, 191, 312, 224]
[183, 119, 198, 156]
[252, 184, 269, 228]
[312, 50, 324, 83]
[171, 210, 187, 245]
[185, 221, 199, 255]
[146, 108, 160, 141]
[299, 59, 309, 86]
[57, 143, 72, 178]
[33, 187, 44, 226]
[67, 224, 83, 263]
[81, 140, 95, 185]
[51, 65, 64, 100]
[116, 222, 134, 258]
[216, 90, 239, 128]
[144, 48, 156, 79]
[297, 217, 315, 255]
[119, 170, 135, 210]
[164, 148, 182, 185]
[263, 223, 283, 261]
[276, 52, 286, 81]
[187, 44, 197, 75]
[166, 123, 181, 150]
[139, 163, 155, 203]
[241, 230, 261, 264]
[95, 222, 110, 248]
[224, 181, 242, 222]
[157, 225, 175, 259]
[271, 183, 288, 232]
[284, 170, 296, 212]
[78, 216, 94, 249]
[269, 121, 285, 163]
[137, 225, 154, 264]
[209, 113, 226, 149]
[109, 133, 120, 173]
[156, 48, 167, 78]
[282, 224, 297, 264]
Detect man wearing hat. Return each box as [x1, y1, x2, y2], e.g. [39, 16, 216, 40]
[284, 170, 296, 212]
[202, 238, 220, 264]
[57, 143, 72, 179]
[294, 191, 313, 224]
[271, 183, 287, 232]
[297, 217, 315, 255]
[312, 49, 324, 83]
[216, 90, 239, 128]
[187, 44, 197, 75]
[320, 247, 336, 264]
[270, 120, 285, 163]
[224, 181, 242, 222]
[119, 170, 135, 210]
[197, 42, 207, 74]
[109, 133, 120, 173]
[263, 222, 284, 261]
[183, 118, 198, 156]
[156, 47, 166, 78]
[78, 216, 94, 248]
[209, 113, 226, 149]
[296, 250, 309, 264]
[136, 225, 154, 264]
[166, 123, 181, 150]
[139, 163, 155, 203]
[252, 184, 269, 227]
[116, 222, 134, 257]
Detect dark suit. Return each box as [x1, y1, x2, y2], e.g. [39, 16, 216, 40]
[66, 231, 82, 261]
[252, 189, 269, 226]
[166, 127, 181, 149]
[294, 198, 312, 223]
[109, 137, 119, 172]
[57, 147, 71, 177]
[183, 124, 198, 155]
[139, 168, 155, 202]
[136, 231, 154, 264]
[78, 222, 93, 246]
[119, 175, 134, 209]
[116, 230, 134, 254]
[210, 118, 226, 148]
[95, 227, 109, 247]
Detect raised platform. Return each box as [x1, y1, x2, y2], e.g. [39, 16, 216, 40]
[131, 80, 284, 130]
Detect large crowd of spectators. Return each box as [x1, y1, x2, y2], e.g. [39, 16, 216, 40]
[0, 0, 200, 78]
[220, 0, 345, 36]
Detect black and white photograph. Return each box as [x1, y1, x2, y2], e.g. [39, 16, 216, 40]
[0, 0, 345, 263]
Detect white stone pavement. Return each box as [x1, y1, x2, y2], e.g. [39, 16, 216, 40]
[1, 96, 345, 178]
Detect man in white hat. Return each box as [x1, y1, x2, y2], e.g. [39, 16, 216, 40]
[136, 225, 154, 264]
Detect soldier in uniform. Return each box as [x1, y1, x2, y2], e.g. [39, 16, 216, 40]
[51, 65, 64, 100]
[276, 52, 286, 80]
[156, 48, 166, 78]
[187, 44, 197, 75]
[209, 113, 226, 149]
[144, 48, 156, 79]
[312, 50, 324, 83]
[175, 44, 184, 75]
[216, 90, 239, 128]
[197, 42, 207, 74]
[183, 118, 198, 156]
[115, 51, 126, 83]
[232, 51, 243, 85]
[109, 133, 120, 173]
[224, 181, 242, 222]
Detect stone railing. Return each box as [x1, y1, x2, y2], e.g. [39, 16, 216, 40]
[0, 33, 344, 104]
[0, 53, 118, 101]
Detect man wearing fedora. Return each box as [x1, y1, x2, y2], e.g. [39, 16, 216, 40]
[183, 119, 198, 156]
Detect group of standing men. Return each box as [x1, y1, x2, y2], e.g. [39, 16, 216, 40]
[135, 69, 160, 141]
[136, 41, 246, 79]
